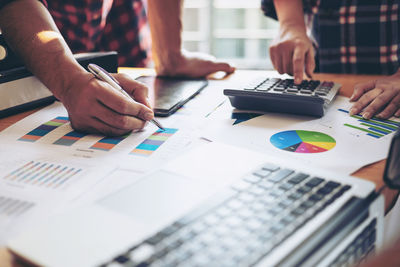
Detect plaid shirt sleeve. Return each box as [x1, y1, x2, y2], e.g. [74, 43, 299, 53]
[46, 0, 151, 68]
[261, 0, 319, 20]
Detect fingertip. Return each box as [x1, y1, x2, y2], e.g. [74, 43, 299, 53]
[362, 112, 372, 120]
[349, 107, 358, 116]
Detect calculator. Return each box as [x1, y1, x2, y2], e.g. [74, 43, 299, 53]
[223, 77, 341, 117]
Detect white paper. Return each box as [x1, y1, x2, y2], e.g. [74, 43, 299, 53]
[203, 96, 399, 174]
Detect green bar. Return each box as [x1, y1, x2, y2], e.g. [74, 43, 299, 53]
[148, 135, 168, 141]
[344, 123, 384, 137]
[350, 115, 397, 130]
[44, 121, 64, 126]
[360, 123, 391, 134]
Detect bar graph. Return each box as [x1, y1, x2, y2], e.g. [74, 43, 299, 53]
[53, 130, 87, 146]
[90, 134, 130, 151]
[3, 161, 82, 190]
[19, 116, 69, 142]
[0, 196, 35, 217]
[130, 128, 178, 156]
[339, 109, 400, 139]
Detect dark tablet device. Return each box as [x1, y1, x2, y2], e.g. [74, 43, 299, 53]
[383, 127, 400, 189]
[135, 75, 208, 117]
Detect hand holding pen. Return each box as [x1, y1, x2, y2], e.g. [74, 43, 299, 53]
[88, 64, 165, 131]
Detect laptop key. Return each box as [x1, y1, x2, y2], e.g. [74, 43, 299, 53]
[288, 173, 309, 184]
[268, 169, 294, 183]
[306, 177, 324, 187]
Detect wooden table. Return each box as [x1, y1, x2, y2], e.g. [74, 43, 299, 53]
[0, 70, 398, 266]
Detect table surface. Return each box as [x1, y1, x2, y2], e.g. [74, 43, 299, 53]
[0, 69, 398, 266]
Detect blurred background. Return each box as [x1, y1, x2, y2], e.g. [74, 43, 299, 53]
[182, 0, 279, 70]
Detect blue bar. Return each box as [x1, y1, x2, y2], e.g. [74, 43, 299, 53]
[55, 116, 69, 121]
[98, 138, 124, 144]
[65, 131, 87, 138]
[368, 127, 389, 135]
[136, 143, 159, 151]
[358, 120, 396, 131]
[367, 133, 381, 139]
[156, 128, 178, 134]
[27, 128, 50, 136]
[369, 117, 400, 127]
[143, 139, 164, 146]
[338, 109, 349, 113]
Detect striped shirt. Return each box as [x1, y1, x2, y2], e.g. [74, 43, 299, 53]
[261, 0, 400, 75]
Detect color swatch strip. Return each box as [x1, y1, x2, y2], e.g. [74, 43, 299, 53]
[338, 109, 400, 139]
[53, 130, 87, 146]
[3, 161, 82, 189]
[130, 128, 178, 156]
[90, 134, 130, 151]
[19, 116, 69, 142]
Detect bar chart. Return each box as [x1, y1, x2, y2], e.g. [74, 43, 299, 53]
[18, 116, 69, 142]
[0, 196, 35, 218]
[130, 128, 178, 156]
[90, 134, 130, 151]
[339, 109, 400, 139]
[53, 130, 87, 146]
[3, 161, 82, 190]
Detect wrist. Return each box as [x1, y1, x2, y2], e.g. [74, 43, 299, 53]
[153, 49, 184, 76]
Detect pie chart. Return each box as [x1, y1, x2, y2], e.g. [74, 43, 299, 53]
[270, 130, 336, 153]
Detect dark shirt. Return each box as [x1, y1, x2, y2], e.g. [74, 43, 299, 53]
[261, 0, 400, 75]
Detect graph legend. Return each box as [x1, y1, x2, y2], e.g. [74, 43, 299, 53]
[130, 128, 178, 156]
[19, 116, 69, 142]
[339, 109, 400, 138]
[53, 130, 87, 146]
[3, 161, 82, 189]
[90, 134, 130, 151]
[270, 130, 336, 153]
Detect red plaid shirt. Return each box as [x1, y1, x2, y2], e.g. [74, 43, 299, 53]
[46, 0, 152, 67]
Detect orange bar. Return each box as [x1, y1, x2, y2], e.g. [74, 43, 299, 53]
[92, 142, 115, 150]
[131, 149, 153, 155]
[21, 135, 41, 140]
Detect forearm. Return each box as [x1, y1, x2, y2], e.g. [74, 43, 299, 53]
[273, 0, 307, 33]
[0, 0, 85, 101]
[147, 0, 183, 72]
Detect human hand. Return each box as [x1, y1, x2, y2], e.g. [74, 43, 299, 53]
[269, 25, 315, 84]
[350, 71, 400, 119]
[59, 72, 154, 136]
[155, 50, 235, 78]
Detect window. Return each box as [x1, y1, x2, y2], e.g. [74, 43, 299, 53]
[182, 0, 279, 70]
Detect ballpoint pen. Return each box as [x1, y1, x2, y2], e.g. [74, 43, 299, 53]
[87, 63, 165, 131]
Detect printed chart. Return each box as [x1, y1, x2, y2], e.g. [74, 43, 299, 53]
[270, 130, 336, 153]
[19, 116, 69, 142]
[53, 130, 87, 146]
[0, 196, 35, 218]
[90, 134, 130, 151]
[231, 112, 263, 125]
[339, 109, 400, 139]
[3, 161, 82, 190]
[130, 128, 178, 156]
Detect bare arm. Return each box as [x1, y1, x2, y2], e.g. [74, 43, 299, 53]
[0, 0, 153, 136]
[147, 0, 235, 78]
[270, 0, 314, 83]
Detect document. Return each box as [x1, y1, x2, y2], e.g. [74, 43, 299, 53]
[203, 96, 399, 174]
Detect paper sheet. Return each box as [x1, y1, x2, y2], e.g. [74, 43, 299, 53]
[203, 96, 399, 174]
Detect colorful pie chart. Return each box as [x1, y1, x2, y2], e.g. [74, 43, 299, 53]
[270, 130, 336, 153]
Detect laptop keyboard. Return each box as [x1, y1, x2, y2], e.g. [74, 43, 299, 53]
[103, 163, 351, 267]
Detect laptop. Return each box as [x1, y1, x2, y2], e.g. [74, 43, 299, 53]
[7, 141, 384, 267]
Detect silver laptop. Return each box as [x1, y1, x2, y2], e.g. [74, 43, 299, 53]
[7, 142, 384, 267]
